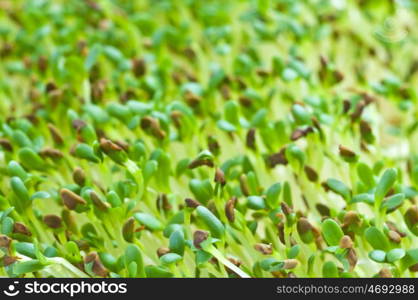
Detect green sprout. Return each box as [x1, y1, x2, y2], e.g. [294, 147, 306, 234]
[0, 0, 417, 278]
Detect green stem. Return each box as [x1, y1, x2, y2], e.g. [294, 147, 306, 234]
[206, 245, 251, 278]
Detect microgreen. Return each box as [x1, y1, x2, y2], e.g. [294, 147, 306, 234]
[0, 0, 417, 279]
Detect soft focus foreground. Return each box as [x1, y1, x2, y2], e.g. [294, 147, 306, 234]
[0, 0, 418, 278]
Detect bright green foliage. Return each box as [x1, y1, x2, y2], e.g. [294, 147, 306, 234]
[0, 0, 417, 279]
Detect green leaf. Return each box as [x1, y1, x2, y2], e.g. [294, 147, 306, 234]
[196, 206, 225, 239]
[13, 260, 47, 275]
[291, 104, 311, 125]
[401, 249, 418, 270]
[134, 213, 164, 231]
[251, 109, 268, 128]
[65, 241, 81, 263]
[386, 248, 405, 263]
[322, 261, 339, 278]
[286, 144, 305, 167]
[169, 230, 185, 256]
[124, 244, 145, 277]
[98, 253, 117, 271]
[217, 120, 236, 132]
[265, 183, 281, 209]
[283, 182, 292, 206]
[375, 168, 397, 204]
[357, 162, 375, 188]
[351, 193, 374, 204]
[325, 178, 351, 200]
[18, 147, 46, 170]
[74, 144, 100, 163]
[287, 245, 300, 259]
[365, 227, 390, 251]
[381, 193, 404, 212]
[160, 253, 182, 265]
[106, 191, 122, 207]
[247, 195, 266, 210]
[30, 191, 50, 200]
[85, 44, 102, 71]
[369, 250, 386, 263]
[15, 242, 36, 258]
[224, 101, 239, 125]
[195, 250, 212, 266]
[260, 258, 283, 272]
[189, 179, 213, 204]
[7, 161, 28, 181]
[321, 219, 344, 246]
[145, 265, 174, 278]
[107, 102, 132, 123]
[10, 177, 30, 208]
[143, 160, 158, 183]
[282, 68, 299, 82]
[12, 130, 32, 148]
[163, 224, 184, 238]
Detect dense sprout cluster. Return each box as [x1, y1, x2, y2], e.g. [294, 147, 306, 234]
[0, 0, 418, 278]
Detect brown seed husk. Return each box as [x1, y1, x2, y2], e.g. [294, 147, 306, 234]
[90, 191, 110, 211]
[316, 203, 330, 216]
[60, 188, 87, 210]
[225, 257, 242, 276]
[291, 127, 313, 141]
[379, 268, 392, 278]
[185, 198, 201, 209]
[385, 221, 406, 237]
[0, 138, 13, 151]
[84, 252, 108, 277]
[338, 144, 356, 158]
[72, 119, 87, 131]
[193, 230, 209, 249]
[387, 230, 401, 243]
[122, 217, 135, 242]
[405, 205, 418, 226]
[283, 259, 298, 269]
[239, 174, 250, 196]
[43, 214, 62, 229]
[140, 116, 166, 139]
[281, 202, 293, 215]
[188, 158, 214, 169]
[73, 167, 86, 186]
[3, 256, 18, 266]
[267, 148, 288, 167]
[246, 128, 256, 149]
[339, 235, 353, 249]
[157, 193, 172, 211]
[157, 247, 171, 258]
[254, 243, 273, 255]
[13, 222, 32, 236]
[304, 165, 318, 182]
[347, 248, 357, 270]
[132, 58, 146, 77]
[40, 147, 63, 159]
[170, 110, 183, 128]
[410, 263, 418, 272]
[277, 222, 285, 244]
[0, 235, 11, 248]
[225, 197, 236, 222]
[351, 100, 366, 120]
[343, 211, 360, 226]
[47, 123, 64, 145]
[214, 168, 226, 186]
[297, 217, 312, 235]
[99, 138, 122, 153]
